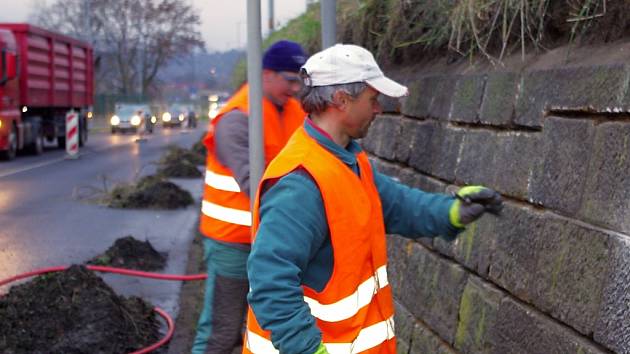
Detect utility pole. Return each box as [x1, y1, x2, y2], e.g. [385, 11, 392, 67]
[83, 0, 92, 43]
[268, 0, 275, 32]
[321, 0, 336, 49]
[246, 0, 264, 206]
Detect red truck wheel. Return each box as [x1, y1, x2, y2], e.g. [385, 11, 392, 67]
[29, 133, 43, 155]
[0, 125, 17, 160]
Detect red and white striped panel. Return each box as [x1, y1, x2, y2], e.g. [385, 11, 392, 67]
[65, 110, 79, 157]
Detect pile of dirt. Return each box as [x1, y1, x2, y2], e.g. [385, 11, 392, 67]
[156, 145, 204, 178]
[88, 236, 167, 271]
[108, 175, 194, 209]
[0, 265, 160, 354]
[191, 135, 207, 160]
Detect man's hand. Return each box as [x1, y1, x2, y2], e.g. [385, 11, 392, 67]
[449, 186, 503, 228]
[313, 342, 330, 354]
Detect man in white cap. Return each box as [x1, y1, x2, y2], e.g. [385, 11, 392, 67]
[243, 44, 502, 354]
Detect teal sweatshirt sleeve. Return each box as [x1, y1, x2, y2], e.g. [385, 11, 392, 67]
[247, 171, 326, 354]
[373, 169, 462, 239]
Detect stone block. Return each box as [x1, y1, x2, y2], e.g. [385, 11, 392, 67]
[530, 217, 614, 336]
[492, 298, 608, 354]
[395, 300, 416, 350]
[371, 158, 398, 178]
[493, 131, 542, 200]
[435, 210, 501, 277]
[515, 65, 629, 128]
[454, 129, 498, 187]
[397, 341, 410, 354]
[454, 276, 505, 354]
[432, 126, 465, 182]
[387, 235, 413, 298]
[429, 75, 459, 121]
[594, 236, 630, 353]
[411, 174, 446, 194]
[365, 114, 401, 161]
[402, 77, 436, 119]
[400, 242, 468, 343]
[380, 95, 402, 114]
[514, 72, 556, 128]
[549, 65, 629, 112]
[397, 167, 417, 186]
[488, 203, 547, 300]
[394, 118, 418, 164]
[479, 72, 518, 126]
[408, 120, 440, 175]
[450, 74, 486, 123]
[529, 117, 596, 215]
[410, 322, 457, 354]
[580, 122, 630, 234]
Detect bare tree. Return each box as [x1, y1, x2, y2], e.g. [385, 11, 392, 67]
[31, 0, 204, 95]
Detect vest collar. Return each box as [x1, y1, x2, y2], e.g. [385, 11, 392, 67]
[304, 119, 362, 166]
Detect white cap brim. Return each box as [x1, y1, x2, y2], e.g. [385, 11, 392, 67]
[366, 76, 408, 98]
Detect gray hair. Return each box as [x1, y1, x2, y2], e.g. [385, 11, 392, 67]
[299, 82, 368, 115]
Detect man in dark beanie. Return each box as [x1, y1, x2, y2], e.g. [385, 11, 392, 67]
[193, 40, 307, 354]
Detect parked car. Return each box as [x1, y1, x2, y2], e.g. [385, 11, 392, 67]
[110, 104, 153, 134]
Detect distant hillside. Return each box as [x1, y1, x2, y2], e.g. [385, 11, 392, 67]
[159, 49, 244, 90]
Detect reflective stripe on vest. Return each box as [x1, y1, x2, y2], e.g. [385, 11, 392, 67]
[304, 265, 388, 322]
[199, 84, 305, 244]
[205, 169, 241, 192]
[201, 200, 252, 226]
[245, 316, 395, 354]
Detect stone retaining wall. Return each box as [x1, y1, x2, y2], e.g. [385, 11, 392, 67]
[363, 64, 630, 354]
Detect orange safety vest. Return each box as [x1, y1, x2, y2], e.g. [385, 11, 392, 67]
[199, 85, 305, 244]
[244, 127, 396, 354]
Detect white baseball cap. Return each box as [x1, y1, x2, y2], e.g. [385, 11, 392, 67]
[301, 44, 408, 98]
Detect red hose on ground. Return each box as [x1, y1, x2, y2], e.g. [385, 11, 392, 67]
[0, 265, 207, 353]
[130, 307, 175, 354]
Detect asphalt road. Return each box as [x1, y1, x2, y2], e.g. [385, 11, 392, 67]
[0, 122, 207, 321]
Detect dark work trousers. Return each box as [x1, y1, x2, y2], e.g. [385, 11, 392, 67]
[191, 237, 249, 354]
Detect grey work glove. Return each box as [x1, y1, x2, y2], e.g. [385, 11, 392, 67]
[449, 185, 503, 228]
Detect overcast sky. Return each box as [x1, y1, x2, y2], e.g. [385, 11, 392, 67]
[0, 0, 308, 52]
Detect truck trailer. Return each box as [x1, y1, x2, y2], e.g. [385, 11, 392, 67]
[0, 24, 93, 160]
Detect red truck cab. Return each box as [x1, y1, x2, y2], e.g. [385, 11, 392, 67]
[0, 24, 93, 160]
[0, 29, 20, 159]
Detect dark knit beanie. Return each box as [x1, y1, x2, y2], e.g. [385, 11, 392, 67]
[263, 40, 307, 73]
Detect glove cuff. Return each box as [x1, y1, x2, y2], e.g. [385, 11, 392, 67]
[449, 199, 464, 228]
[314, 342, 329, 354]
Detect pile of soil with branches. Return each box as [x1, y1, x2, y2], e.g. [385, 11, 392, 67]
[156, 145, 204, 178]
[0, 265, 160, 354]
[88, 236, 167, 271]
[191, 134, 207, 160]
[108, 175, 194, 209]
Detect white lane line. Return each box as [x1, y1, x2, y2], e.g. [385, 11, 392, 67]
[0, 139, 136, 179]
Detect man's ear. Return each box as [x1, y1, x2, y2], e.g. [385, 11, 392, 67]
[262, 69, 274, 82]
[332, 91, 349, 110]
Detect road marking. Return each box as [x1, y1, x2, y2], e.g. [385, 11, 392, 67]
[0, 156, 68, 178]
[0, 127, 200, 179]
[0, 140, 131, 179]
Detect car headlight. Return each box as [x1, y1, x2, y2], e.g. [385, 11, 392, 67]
[178, 114, 185, 122]
[162, 112, 171, 122]
[151, 116, 157, 124]
[110, 115, 120, 125]
[131, 115, 141, 126]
